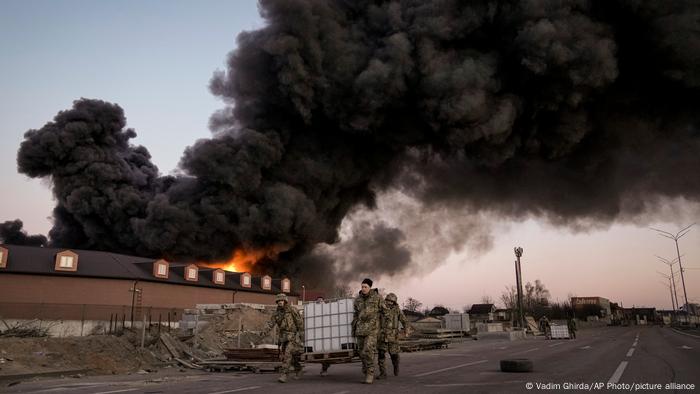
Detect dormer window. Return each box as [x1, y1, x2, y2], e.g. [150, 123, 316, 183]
[241, 272, 252, 288]
[281, 278, 290, 293]
[262, 275, 271, 290]
[0, 246, 7, 268]
[54, 250, 78, 272]
[213, 269, 225, 285]
[153, 259, 169, 279]
[185, 264, 198, 282]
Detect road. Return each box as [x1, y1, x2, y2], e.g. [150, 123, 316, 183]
[3, 326, 698, 393]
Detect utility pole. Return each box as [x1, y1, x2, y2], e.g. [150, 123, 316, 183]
[514, 247, 526, 331]
[651, 224, 694, 314]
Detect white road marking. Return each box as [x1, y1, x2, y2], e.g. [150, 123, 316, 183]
[632, 341, 637, 347]
[579, 346, 591, 350]
[626, 348, 635, 357]
[207, 386, 262, 394]
[548, 342, 565, 348]
[680, 345, 693, 350]
[608, 361, 628, 384]
[415, 359, 489, 377]
[92, 389, 139, 394]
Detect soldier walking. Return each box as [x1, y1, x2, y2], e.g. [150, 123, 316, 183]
[263, 293, 304, 383]
[352, 278, 382, 384]
[378, 293, 409, 379]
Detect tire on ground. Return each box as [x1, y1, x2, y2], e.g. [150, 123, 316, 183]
[500, 358, 533, 372]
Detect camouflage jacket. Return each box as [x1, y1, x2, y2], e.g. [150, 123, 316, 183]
[266, 305, 303, 343]
[379, 304, 408, 343]
[352, 289, 382, 337]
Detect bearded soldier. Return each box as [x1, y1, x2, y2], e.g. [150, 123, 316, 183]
[377, 293, 409, 378]
[352, 278, 382, 384]
[263, 293, 304, 383]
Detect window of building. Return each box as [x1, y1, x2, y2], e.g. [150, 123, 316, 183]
[153, 259, 169, 278]
[0, 247, 6, 268]
[54, 250, 78, 271]
[186, 266, 198, 281]
[262, 275, 271, 290]
[214, 270, 225, 285]
[59, 255, 74, 268]
[241, 273, 251, 288]
[281, 278, 290, 293]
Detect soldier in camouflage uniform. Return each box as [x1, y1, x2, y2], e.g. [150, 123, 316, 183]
[352, 278, 382, 384]
[263, 293, 304, 383]
[377, 293, 409, 379]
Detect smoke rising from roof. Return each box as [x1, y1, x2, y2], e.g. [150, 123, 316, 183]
[0, 220, 47, 247]
[13, 0, 700, 288]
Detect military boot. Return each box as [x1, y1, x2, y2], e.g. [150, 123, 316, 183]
[293, 368, 304, 380]
[278, 373, 288, 383]
[391, 354, 400, 376]
[364, 373, 374, 384]
[377, 363, 387, 379]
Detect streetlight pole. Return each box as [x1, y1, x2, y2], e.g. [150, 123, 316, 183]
[514, 247, 525, 331]
[651, 224, 694, 313]
[656, 271, 676, 311]
[656, 255, 680, 312]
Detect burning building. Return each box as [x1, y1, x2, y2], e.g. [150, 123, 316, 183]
[0, 244, 297, 323]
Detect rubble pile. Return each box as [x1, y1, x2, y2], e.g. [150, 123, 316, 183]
[187, 305, 276, 353]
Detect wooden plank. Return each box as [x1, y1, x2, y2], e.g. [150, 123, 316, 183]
[174, 357, 202, 369]
[160, 333, 181, 358]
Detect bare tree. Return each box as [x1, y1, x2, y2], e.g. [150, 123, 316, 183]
[331, 284, 353, 299]
[403, 297, 423, 312]
[500, 286, 517, 310]
[480, 295, 495, 304]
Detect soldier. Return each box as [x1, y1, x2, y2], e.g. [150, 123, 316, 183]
[352, 278, 382, 384]
[567, 317, 577, 339]
[377, 293, 409, 379]
[263, 293, 304, 383]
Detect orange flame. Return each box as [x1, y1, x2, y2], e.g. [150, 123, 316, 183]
[199, 245, 288, 272]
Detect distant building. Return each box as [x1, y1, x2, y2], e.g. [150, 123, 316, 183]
[0, 244, 298, 322]
[622, 307, 656, 325]
[571, 296, 611, 318]
[468, 303, 496, 323]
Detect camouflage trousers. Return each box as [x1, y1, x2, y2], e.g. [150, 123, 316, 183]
[279, 340, 303, 374]
[356, 334, 377, 375]
[378, 341, 400, 373]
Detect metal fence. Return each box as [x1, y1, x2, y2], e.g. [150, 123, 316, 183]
[0, 302, 184, 336]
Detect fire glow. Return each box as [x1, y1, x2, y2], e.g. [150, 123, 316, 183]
[199, 245, 287, 272]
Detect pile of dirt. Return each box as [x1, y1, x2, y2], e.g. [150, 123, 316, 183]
[0, 334, 163, 377]
[189, 306, 276, 353]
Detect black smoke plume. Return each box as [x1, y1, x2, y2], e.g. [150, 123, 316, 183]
[14, 0, 700, 288]
[0, 220, 47, 247]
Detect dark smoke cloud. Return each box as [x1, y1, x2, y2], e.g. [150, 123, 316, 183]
[0, 220, 47, 247]
[13, 0, 700, 288]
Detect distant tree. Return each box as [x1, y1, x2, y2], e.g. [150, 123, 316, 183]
[500, 286, 517, 310]
[524, 279, 550, 310]
[480, 295, 494, 304]
[331, 284, 353, 299]
[429, 305, 450, 317]
[403, 297, 423, 312]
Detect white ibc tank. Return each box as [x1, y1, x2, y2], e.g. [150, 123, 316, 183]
[303, 298, 356, 353]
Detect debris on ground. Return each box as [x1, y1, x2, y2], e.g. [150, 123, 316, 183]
[0, 334, 162, 377]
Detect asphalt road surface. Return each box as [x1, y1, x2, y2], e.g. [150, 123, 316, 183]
[3, 326, 698, 394]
